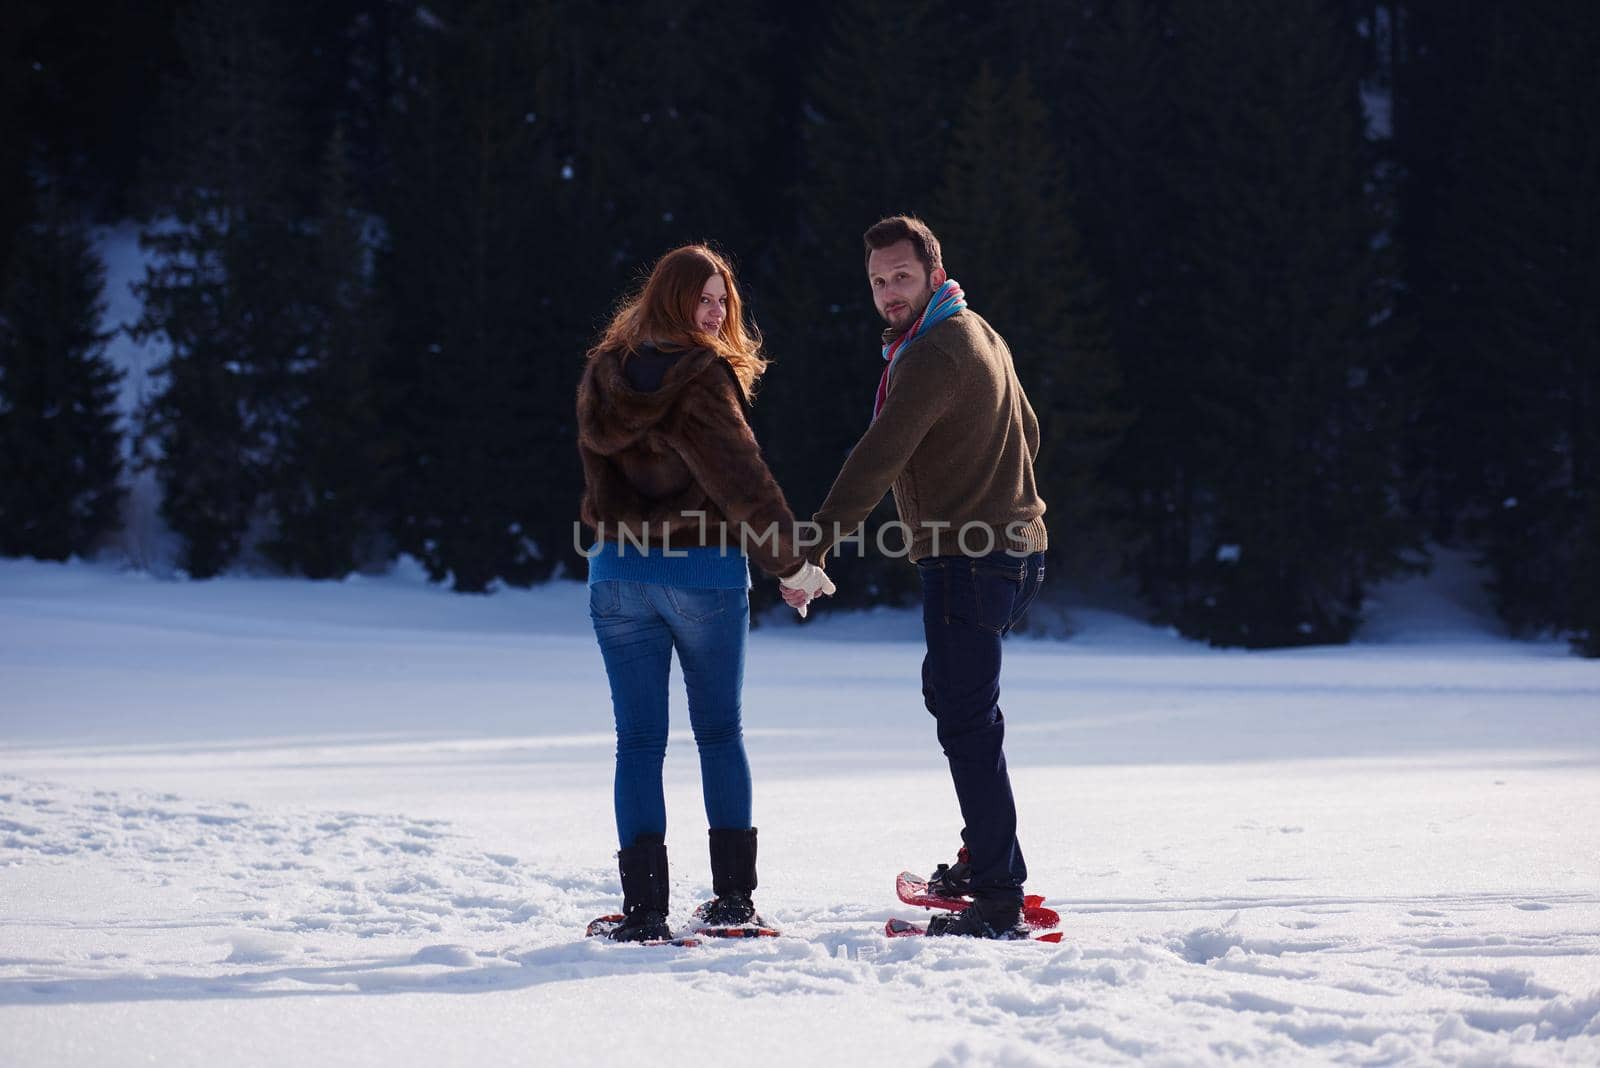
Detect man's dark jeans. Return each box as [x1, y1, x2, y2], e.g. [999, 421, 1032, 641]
[917, 550, 1045, 907]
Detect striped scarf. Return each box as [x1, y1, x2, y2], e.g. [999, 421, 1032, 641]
[873, 279, 966, 421]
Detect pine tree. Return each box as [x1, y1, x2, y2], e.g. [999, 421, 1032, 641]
[0, 2, 47, 279]
[524, 0, 782, 581]
[380, 0, 570, 592]
[258, 126, 390, 579]
[755, 0, 977, 606]
[1053, 0, 1206, 614]
[135, 0, 308, 578]
[378, 0, 948, 598]
[0, 186, 124, 559]
[1572, 493, 1600, 658]
[1169, 0, 1415, 646]
[528, 0, 777, 287]
[932, 65, 1125, 579]
[797, 0, 960, 235]
[1419, 3, 1600, 648]
[1387, 0, 1495, 538]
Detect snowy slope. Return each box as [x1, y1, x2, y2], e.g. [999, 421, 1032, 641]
[2, 558, 1598, 1066]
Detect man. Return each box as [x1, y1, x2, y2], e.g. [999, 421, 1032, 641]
[784, 215, 1048, 938]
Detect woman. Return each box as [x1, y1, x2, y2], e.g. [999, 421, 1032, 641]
[576, 245, 833, 942]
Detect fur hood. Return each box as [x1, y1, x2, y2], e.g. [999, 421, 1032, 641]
[577, 346, 746, 458]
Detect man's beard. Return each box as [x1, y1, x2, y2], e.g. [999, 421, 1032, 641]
[882, 285, 935, 332]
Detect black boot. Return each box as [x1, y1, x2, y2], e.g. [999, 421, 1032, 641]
[696, 827, 762, 927]
[926, 896, 1026, 940]
[611, 833, 671, 942]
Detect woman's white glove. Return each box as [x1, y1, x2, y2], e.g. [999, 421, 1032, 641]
[779, 561, 837, 618]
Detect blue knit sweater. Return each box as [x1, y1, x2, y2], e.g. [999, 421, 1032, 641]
[585, 541, 751, 590]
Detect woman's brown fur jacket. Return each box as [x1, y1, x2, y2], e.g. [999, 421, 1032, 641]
[577, 346, 805, 578]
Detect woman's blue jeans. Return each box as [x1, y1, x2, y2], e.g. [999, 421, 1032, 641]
[589, 581, 752, 848]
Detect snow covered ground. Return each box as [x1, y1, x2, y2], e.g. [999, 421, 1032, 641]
[2, 557, 1598, 1066]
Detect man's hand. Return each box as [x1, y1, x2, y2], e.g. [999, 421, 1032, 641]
[779, 561, 836, 619]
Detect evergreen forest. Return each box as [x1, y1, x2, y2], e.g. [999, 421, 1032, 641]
[3, 0, 1596, 655]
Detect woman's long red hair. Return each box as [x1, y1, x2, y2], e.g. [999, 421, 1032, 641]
[588, 244, 768, 396]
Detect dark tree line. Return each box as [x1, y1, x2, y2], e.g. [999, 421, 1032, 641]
[2, 0, 1596, 656]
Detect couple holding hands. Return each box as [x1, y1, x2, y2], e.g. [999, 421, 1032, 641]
[576, 215, 1048, 941]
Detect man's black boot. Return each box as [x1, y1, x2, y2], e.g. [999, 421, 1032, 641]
[612, 833, 671, 942]
[926, 896, 1025, 939]
[697, 827, 763, 927]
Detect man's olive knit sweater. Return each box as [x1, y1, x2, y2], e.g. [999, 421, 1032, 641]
[809, 308, 1048, 565]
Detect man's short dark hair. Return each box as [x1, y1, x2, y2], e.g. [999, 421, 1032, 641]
[863, 215, 943, 276]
